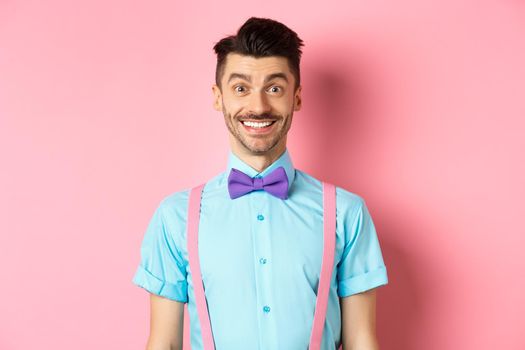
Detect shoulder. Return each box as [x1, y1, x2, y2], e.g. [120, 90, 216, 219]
[335, 185, 366, 220]
[156, 170, 226, 220]
[154, 188, 191, 228]
[295, 168, 366, 216]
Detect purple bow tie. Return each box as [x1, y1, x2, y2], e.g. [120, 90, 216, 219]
[228, 166, 289, 200]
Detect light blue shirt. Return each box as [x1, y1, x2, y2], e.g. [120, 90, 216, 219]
[132, 148, 388, 350]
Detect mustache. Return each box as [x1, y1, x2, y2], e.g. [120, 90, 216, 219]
[238, 113, 280, 121]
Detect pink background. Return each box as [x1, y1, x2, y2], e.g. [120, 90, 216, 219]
[1, 1, 524, 349]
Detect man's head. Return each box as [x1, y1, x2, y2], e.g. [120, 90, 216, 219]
[212, 17, 304, 158]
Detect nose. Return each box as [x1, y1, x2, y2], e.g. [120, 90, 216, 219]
[247, 90, 271, 116]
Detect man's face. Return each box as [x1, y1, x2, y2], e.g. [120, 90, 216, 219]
[212, 53, 302, 156]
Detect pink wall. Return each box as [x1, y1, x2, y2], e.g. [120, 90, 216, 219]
[1, 1, 524, 349]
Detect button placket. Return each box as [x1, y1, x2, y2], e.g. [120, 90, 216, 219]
[250, 187, 275, 346]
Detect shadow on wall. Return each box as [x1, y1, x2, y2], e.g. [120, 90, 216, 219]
[297, 42, 384, 187]
[298, 44, 429, 350]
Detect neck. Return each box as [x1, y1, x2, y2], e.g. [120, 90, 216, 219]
[230, 139, 287, 173]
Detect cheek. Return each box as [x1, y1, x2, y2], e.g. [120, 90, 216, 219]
[274, 96, 294, 113]
[223, 98, 245, 115]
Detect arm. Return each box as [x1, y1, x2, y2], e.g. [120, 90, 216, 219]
[146, 294, 185, 350]
[340, 288, 379, 350]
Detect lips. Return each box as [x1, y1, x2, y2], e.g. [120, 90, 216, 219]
[239, 119, 277, 133]
[242, 120, 276, 127]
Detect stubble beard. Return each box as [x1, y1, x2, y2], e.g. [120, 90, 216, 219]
[223, 107, 293, 155]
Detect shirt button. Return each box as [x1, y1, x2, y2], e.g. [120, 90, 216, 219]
[257, 214, 265, 221]
[263, 305, 271, 313]
[259, 258, 267, 264]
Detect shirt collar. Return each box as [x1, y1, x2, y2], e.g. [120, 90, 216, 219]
[225, 148, 296, 191]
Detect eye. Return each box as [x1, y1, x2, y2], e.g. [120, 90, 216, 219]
[234, 85, 247, 93]
[268, 86, 282, 93]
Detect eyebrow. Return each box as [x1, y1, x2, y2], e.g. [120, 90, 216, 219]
[227, 72, 289, 84]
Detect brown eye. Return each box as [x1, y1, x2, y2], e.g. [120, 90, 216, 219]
[235, 85, 246, 93]
[269, 86, 281, 93]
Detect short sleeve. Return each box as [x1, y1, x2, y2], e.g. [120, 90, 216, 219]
[337, 197, 388, 297]
[132, 200, 188, 302]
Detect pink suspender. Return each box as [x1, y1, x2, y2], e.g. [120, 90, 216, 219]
[309, 182, 337, 350]
[187, 183, 213, 349]
[186, 182, 338, 350]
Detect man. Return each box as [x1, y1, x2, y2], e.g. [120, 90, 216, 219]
[133, 17, 388, 350]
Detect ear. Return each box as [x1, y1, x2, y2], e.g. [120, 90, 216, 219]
[212, 84, 223, 111]
[293, 85, 302, 111]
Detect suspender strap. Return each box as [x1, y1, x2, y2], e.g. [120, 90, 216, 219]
[187, 182, 337, 350]
[309, 182, 337, 350]
[187, 183, 215, 350]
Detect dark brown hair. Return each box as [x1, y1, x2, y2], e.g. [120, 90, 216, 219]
[213, 17, 304, 90]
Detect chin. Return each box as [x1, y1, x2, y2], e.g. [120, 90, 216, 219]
[243, 145, 269, 154]
[247, 141, 282, 154]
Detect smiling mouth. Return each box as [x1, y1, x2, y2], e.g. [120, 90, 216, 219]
[239, 119, 277, 134]
[241, 120, 277, 128]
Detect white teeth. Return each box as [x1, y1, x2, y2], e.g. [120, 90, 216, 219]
[242, 121, 273, 128]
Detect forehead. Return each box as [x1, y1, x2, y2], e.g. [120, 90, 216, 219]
[222, 53, 293, 83]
